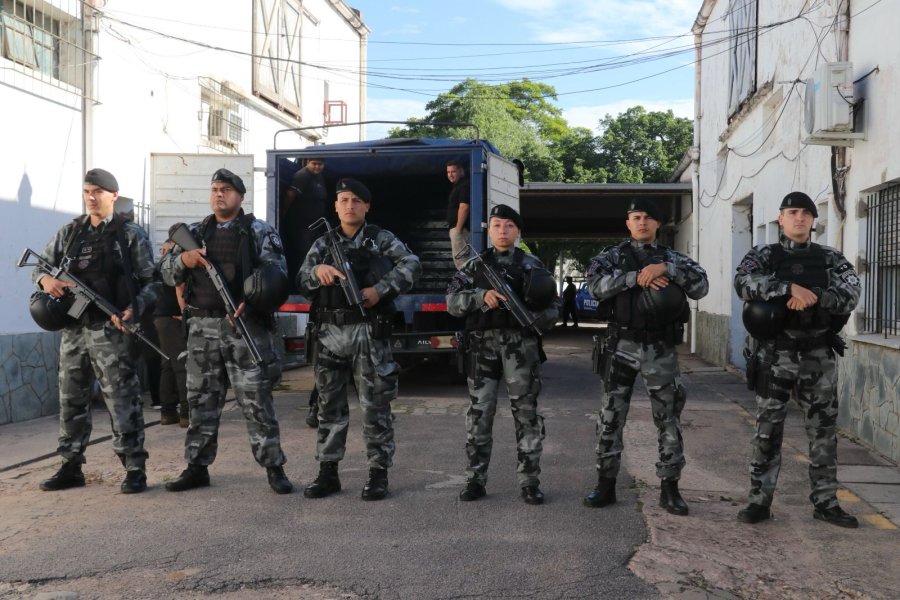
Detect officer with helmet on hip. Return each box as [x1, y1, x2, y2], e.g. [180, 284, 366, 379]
[159, 168, 293, 495]
[447, 204, 559, 505]
[583, 198, 708, 515]
[30, 168, 159, 494]
[734, 191, 860, 528]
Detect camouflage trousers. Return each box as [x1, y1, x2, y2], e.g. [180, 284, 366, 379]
[57, 322, 147, 471]
[748, 343, 839, 509]
[182, 316, 286, 468]
[465, 329, 545, 488]
[595, 337, 686, 480]
[314, 322, 398, 469]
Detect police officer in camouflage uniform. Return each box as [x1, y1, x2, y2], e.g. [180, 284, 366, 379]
[160, 169, 293, 495]
[35, 168, 158, 494]
[583, 199, 708, 515]
[734, 191, 860, 528]
[297, 178, 421, 501]
[447, 204, 559, 505]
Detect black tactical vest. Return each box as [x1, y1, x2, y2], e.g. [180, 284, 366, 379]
[315, 225, 395, 315]
[769, 242, 830, 330]
[464, 248, 527, 332]
[65, 215, 133, 320]
[600, 242, 687, 331]
[187, 214, 254, 310]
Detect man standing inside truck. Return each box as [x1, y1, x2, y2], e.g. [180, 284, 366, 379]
[446, 159, 470, 269]
[160, 168, 293, 496]
[447, 204, 559, 505]
[282, 157, 327, 292]
[297, 178, 421, 501]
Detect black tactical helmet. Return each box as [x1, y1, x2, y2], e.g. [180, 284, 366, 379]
[243, 264, 289, 313]
[742, 300, 787, 340]
[29, 291, 76, 331]
[637, 283, 687, 324]
[523, 267, 558, 310]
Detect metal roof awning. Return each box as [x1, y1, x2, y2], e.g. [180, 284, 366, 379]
[519, 182, 692, 240]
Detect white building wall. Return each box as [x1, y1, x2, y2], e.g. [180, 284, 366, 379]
[0, 0, 367, 424]
[694, 0, 900, 460]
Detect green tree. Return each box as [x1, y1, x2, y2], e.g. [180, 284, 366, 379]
[595, 106, 693, 183]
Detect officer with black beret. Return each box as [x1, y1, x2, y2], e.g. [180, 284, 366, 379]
[32, 168, 159, 494]
[582, 198, 708, 515]
[297, 177, 421, 501]
[734, 190, 861, 527]
[447, 204, 559, 505]
[160, 168, 294, 495]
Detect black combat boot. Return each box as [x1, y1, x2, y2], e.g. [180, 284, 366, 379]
[361, 467, 389, 501]
[121, 470, 147, 494]
[304, 461, 341, 498]
[737, 503, 772, 524]
[40, 461, 86, 491]
[266, 466, 293, 494]
[659, 478, 689, 516]
[813, 504, 859, 528]
[458, 481, 486, 502]
[165, 464, 210, 492]
[521, 485, 545, 505]
[583, 476, 616, 508]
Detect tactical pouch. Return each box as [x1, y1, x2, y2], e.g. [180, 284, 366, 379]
[591, 335, 604, 375]
[371, 314, 393, 340]
[743, 347, 758, 392]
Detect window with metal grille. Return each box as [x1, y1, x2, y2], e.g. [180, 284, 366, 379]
[863, 183, 900, 337]
[0, 0, 96, 98]
[727, 0, 758, 117]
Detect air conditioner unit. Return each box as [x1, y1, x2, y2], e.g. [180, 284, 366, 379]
[208, 108, 242, 147]
[803, 62, 866, 147]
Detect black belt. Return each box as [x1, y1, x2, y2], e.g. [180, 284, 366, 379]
[772, 336, 829, 352]
[614, 327, 671, 344]
[316, 310, 368, 326]
[188, 308, 227, 318]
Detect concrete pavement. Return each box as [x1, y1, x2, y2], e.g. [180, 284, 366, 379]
[0, 326, 897, 599]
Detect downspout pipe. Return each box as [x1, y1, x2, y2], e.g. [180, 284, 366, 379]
[689, 2, 714, 354]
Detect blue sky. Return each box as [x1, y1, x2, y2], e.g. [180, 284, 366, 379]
[348, 0, 701, 139]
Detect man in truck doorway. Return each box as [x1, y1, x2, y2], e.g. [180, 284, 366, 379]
[446, 159, 470, 270]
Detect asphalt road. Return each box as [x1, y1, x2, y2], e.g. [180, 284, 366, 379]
[0, 326, 659, 599]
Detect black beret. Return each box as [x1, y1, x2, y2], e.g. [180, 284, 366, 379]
[84, 168, 119, 193]
[336, 178, 371, 203]
[489, 203, 523, 229]
[779, 191, 818, 218]
[626, 198, 663, 222]
[211, 168, 246, 194]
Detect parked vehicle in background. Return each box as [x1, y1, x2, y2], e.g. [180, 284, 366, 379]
[269, 137, 522, 373]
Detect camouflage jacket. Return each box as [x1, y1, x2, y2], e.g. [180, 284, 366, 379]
[446, 248, 559, 334]
[159, 213, 287, 287]
[297, 221, 421, 302]
[585, 239, 709, 302]
[734, 236, 860, 315]
[33, 214, 160, 318]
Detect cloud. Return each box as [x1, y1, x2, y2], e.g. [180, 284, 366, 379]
[389, 5, 420, 14]
[491, 0, 700, 44]
[564, 98, 694, 132]
[365, 97, 427, 139]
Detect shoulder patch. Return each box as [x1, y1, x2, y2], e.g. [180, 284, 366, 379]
[268, 231, 284, 254]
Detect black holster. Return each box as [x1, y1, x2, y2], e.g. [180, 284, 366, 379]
[370, 313, 393, 340]
[827, 331, 847, 357]
[305, 321, 319, 364]
[743, 347, 759, 392]
[591, 334, 604, 375]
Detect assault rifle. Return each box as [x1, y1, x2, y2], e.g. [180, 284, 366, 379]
[167, 223, 264, 366]
[463, 245, 540, 336]
[309, 217, 366, 316]
[17, 248, 169, 360]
